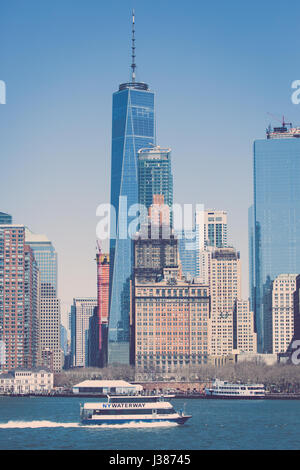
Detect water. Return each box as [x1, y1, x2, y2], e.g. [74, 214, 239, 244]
[0, 396, 299, 449]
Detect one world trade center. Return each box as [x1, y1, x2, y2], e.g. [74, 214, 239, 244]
[108, 12, 156, 364]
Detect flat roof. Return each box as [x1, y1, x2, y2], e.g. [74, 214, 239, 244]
[73, 380, 140, 388]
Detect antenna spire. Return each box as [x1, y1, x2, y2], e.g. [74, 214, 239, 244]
[131, 9, 136, 82]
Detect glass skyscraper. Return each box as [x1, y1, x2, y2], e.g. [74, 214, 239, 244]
[25, 229, 57, 297]
[249, 125, 300, 352]
[0, 212, 12, 225]
[138, 146, 173, 223]
[108, 73, 155, 361]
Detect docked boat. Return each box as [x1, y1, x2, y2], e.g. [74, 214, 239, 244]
[80, 394, 191, 425]
[205, 379, 265, 399]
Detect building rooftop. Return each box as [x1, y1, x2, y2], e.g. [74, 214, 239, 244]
[118, 82, 149, 91]
[73, 380, 139, 388]
[266, 124, 300, 140]
[25, 228, 50, 243]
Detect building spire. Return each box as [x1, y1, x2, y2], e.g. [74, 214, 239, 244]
[131, 9, 136, 82]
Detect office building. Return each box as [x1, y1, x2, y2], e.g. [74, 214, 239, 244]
[138, 146, 173, 224]
[133, 272, 210, 372]
[210, 247, 241, 356]
[108, 12, 156, 364]
[233, 299, 257, 353]
[133, 211, 179, 284]
[0, 225, 27, 372]
[89, 249, 110, 367]
[272, 274, 298, 354]
[71, 298, 97, 367]
[250, 123, 300, 352]
[0, 213, 12, 225]
[24, 245, 40, 368]
[25, 229, 62, 372]
[176, 229, 197, 280]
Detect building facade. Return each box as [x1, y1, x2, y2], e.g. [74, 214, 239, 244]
[138, 146, 173, 224]
[203, 210, 228, 249]
[71, 298, 97, 367]
[0, 225, 27, 372]
[0, 213, 12, 225]
[25, 229, 62, 372]
[250, 125, 300, 352]
[210, 247, 241, 356]
[24, 245, 40, 368]
[108, 79, 156, 365]
[233, 299, 257, 353]
[0, 368, 53, 394]
[133, 222, 179, 284]
[96, 250, 109, 366]
[133, 274, 210, 373]
[272, 274, 298, 354]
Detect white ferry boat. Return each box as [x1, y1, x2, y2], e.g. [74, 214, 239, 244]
[80, 394, 191, 425]
[205, 379, 265, 399]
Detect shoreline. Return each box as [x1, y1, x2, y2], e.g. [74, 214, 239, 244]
[1, 393, 300, 400]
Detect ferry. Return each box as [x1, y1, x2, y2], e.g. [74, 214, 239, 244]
[205, 379, 265, 399]
[80, 394, 191, 425]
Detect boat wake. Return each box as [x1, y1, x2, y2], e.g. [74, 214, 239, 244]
[0, 420, 178, 429]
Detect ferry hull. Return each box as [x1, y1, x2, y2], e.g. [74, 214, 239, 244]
[80, 416, 191, 426]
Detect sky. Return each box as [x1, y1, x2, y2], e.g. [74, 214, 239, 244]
[1, 0, 300, 325]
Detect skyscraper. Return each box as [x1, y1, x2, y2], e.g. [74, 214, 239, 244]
[24, 245, 40, 368]
[25, 229, 62, 372]
[0, 225, 27, 371]
[138, 146, 173, 224]
[272, 274, 298, 354]
[210, 247, 241, 357]
[108, 12, 156, 364]
[71, 298, 97, 367]
[249, 123, 300, 352]
[94, 247, 109, 366]
[233, 299, 257, 354]
[0, 213, 12, 225]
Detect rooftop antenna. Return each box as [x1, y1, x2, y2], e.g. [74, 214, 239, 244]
[131, 9, 136, 82]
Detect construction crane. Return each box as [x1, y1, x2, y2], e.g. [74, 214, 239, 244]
[267, 112, 292, 129]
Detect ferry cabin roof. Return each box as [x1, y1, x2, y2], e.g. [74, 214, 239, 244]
[82, 401, 173, 410]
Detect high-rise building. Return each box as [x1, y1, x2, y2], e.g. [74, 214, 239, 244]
[272, 274, 298, 354]
[24, 245, 40, 368]
[108, 12, 156, 364]
[0, 213, 12, 225]
[0, 225, 26, 372]
[133, 275, 210, 372]
[71, 298, 97, 367]
[203, 210, 228, 249]
[133, 222, 179, 284]
[25, 229, 62, 372]
[0, 225, 40, 371]
[138, 146, 173, 224]
[180, 209, 228, 280]
[249, 123, 300, 352]
[176, 229, 197, 280]
[233, 299, 257, 353]
[92, 247, 109, 366]
[210, 247, 241, 356]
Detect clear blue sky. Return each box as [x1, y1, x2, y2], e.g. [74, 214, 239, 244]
[1, 0, 300, 321]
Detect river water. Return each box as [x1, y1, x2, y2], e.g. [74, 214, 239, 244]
[0, 396, 299, 450]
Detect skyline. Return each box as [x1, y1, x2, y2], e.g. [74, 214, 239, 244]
[2, 0, 300, 324]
